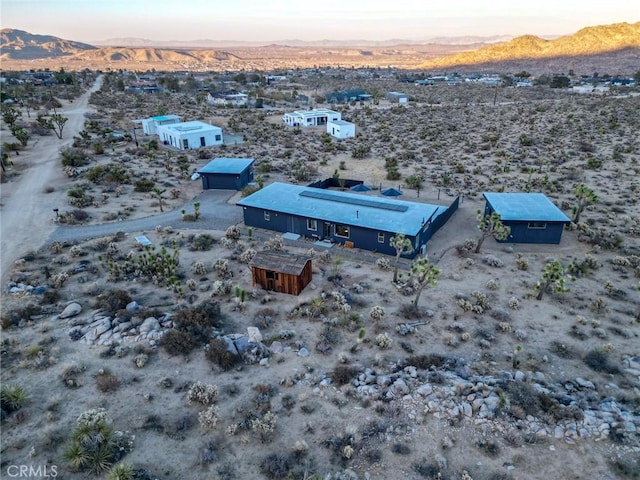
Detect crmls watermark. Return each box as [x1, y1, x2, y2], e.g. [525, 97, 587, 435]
[5, 465, 58, 478]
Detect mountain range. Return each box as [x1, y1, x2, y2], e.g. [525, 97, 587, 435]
[1, 22, 639, 73]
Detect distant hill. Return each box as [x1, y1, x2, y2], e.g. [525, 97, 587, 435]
[0, 28, 97, 59]
[419, 22, 640, 71]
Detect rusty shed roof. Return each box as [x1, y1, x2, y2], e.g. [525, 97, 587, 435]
[250, 251, 311, 276]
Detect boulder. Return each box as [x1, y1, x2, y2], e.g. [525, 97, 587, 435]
[247, 326, 262, 343]
[139, 317, 160, 334]
[59, 302, 82, 319]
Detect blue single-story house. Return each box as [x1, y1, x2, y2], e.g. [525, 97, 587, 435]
[482, 192, 570, 244]
[237, 182, 459, 257]
[198, 157, 254, 190]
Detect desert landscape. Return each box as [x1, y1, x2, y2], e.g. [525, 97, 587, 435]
[1, 26, 640, 480]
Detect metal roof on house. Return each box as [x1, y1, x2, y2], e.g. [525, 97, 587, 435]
[237, 182, 447, 236]
[199, 157, 254, 174]
[483, 192, 570, 222]
[250, 251, 311, 276]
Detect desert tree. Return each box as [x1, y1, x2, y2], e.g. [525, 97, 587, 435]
[390, 232, 414, 283]
[11, 126, 31, 147]
[572, 183, 598, 224]
[534, 260, 570, 300]
[1, 106, 21, 129]
[405, 173, 424, 197]
[475, 210, 510, 253]
[152, 187, 167, 212]
[410, 255, 441, 307]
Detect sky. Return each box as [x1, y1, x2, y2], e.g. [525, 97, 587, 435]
[2, 0, 638, 43]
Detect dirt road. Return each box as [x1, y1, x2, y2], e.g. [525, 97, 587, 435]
[0, 76, 103, 285]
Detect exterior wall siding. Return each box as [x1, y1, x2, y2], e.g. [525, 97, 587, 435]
[201, 169, 252, 190]
[502, 221, 565, 244]
[251, 261, 312, 295]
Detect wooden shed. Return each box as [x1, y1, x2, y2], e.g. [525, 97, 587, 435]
[250, 251, 312, 296]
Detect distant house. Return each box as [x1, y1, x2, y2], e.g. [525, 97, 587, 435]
[156, 121, 223, 150]
[250, 251, 312, 295]
[482, 192, 570, 244]
[141, 114, 181, 135]
[327, 120, 355, 139]
[326, 88, 370, 104]
[206, 92, 248, 107]
[237, 182, 459, 258]
[283, 108, 341, 127]
[197, 157, 254, 190]
[386, 92, 408, 103]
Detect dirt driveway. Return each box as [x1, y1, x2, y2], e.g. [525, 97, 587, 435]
[0, 76, 103, 285]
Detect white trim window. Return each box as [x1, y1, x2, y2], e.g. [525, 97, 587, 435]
[264, 211, 270, 221]
[307, 219, 317, 231]
[378, 232, 385, 243]
[528, 222, 547, 229]
[335, 224, 350, 238]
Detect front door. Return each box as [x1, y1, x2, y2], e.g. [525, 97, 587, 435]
[323, 222, 332, 239]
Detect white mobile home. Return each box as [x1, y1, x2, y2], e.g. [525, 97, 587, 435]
[141, 114, 181, 135]
[156, 121, 223, 150]
[283, 108, 341, 127]
[327, 120, 355, 139]
[386, 92, 408, 103]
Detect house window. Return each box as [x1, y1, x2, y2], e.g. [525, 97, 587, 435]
[215, 134, 221, 141]
[335, 224, 350, 238]
[307, 219, 317, 231]
[200, 136, 206, 147]
[378, 232, 385, 243]
[266, 270, 279, 280]
[264, 211, 270, 221]
[528, 222, 547, 229]
[182, 139, 189, 149]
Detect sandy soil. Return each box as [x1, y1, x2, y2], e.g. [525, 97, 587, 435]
[1, 76, 639, 480]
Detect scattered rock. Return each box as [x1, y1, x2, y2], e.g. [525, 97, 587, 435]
[59, 302, 82, 319]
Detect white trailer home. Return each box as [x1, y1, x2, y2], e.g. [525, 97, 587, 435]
[327, 120, 355, 139]
[156, 121, 223, 150]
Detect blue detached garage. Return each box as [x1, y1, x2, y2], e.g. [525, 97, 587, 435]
[237, 182, 459, 258]
[482, 192, 570, 244]
[198, 158, 255, 190]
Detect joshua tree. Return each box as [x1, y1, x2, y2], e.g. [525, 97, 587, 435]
[50, 113, 68, 139]
[152, 187, 167, 212]
[572, 183, 598, 224]
[535, 260, 570, 300]
[390, 233, 414, 283]
[410, 255, 441, 307]
[475, 210, 510, 253]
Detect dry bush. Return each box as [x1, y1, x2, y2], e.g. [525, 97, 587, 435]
[95, 369, 119, 393]
[205, 338, 241, 370]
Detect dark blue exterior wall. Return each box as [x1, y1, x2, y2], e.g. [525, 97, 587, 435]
[502, 221, 565, 244]
[201, 168, 253, 190]
[484, 203, 565, 244]
[241, 199, 459, 257]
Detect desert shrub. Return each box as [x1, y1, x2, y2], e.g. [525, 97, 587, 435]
[61, 364, 85, 389]
[375, 332, 392, 349]
[170, 301, 225, 344]
[392, 443, 412, 455]
[107, 463, 135, 480]
[95, 369, 119, 393]
[187, 382, 218, 406]
[376, 257, 391, 270]
[413, 460, 442, 478]
[399, 303, 422, 319]
[609, 455, 640, 479]
[505, 381, 541, 416]
[584, 347, 620, 374]
[60, 147, 90, 167]
[95, 289, 132, 316]
[85, 163, 130, 185]
[332, 365, 356, 386]
[405, 354, 448, 370]
[476, 438, 502, 458]
[198, 405, 220, 430]
[1, 384, 29, 414]
[191, 261, 209, 275]
[134, 178, 155, 192]
[205, 338, 241, 370]
[189, 233, 216, 251]
[160, 330, 201, 356]
[549, 340, 579, 359]
[260, 453, 291, 479]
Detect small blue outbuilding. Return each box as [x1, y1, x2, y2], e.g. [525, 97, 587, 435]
[483, 192, 570, 244]
[198, 158, 254, 190]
